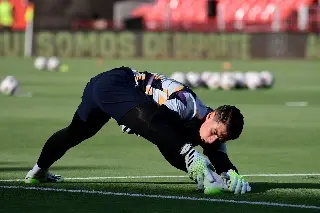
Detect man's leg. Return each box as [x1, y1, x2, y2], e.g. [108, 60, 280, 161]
[39, 111, 110, 169]
[25, 111, 110, 183]
[25, 79, 111, 183]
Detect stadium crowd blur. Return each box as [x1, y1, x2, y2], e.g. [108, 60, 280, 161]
[0, 0, 32, 31]
[0, 0, 319, 32]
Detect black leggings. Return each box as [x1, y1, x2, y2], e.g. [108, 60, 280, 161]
[37, 110, 110, 169]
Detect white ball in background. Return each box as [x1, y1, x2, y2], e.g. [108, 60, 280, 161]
[206, 72, 221, 90]
[0, 76, 20, 96]
[233, 71, 246, 89]
[185, 72, 202, 88]
[260, 71, 274, 88]
[34, 57, 47, 70]
[220, 72, 236, 90]
[47, 57, 61, 71]
[170, 72, 187, 85]
[200, 71, 213, 87]
[245, 71, 262, 90]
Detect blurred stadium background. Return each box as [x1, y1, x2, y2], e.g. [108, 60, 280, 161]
[0, 0, 320, 213]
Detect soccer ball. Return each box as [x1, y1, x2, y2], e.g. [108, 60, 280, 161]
[206, 72, 221, 90]
[185, 72, 202, 88]
[204, 181, 225, 195]
[203, 172, 227, 195]
[185, 72, 201, 88]
[260, 71, 274, 88]
[170, 72, 188, 85]
[233, 71, 246, 89]
[47, 57, 61, 71]
[200, 71, 213, 87]
[186, 72, 201, 88]
[0, 76, 19, 96]
[245, 72, 263, 90]
[220, 72, 236, 90]
[34, 56, 47, 70]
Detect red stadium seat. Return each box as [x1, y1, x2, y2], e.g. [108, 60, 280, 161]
[131, 0, 317, 32]
[131, 4, 153, 17]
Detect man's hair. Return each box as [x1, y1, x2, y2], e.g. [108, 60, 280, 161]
[214, 105, 244, 140]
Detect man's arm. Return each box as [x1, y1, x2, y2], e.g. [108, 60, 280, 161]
[201, 142, 239, 175]
[120, 90, 196, 135]
[120, 102, 222, 192]
[202, 143, 253, 194]
[163, 90, 197, 120]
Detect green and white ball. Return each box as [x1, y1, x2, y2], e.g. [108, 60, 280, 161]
[204, 179, 225, 195]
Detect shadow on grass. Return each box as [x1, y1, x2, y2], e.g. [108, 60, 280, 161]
[57, 181, 320, 195]
[0, 162, 25, 166]
[250, 182, 320, 192]
[66, 181, 193, 185]
[57, 181, 320, 197]
[0, 165, 128, 172]
[68, 181, 320, 189]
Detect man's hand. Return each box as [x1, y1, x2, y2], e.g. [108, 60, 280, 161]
[181, 144, 225, 193]
[120, 125, 140, 136]
[221, 169, 251, 194]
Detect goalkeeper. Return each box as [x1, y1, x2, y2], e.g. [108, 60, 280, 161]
[25, 66, 251, 194]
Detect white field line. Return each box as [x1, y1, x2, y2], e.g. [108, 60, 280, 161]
[1, 173, 320, 182]
[0, 185, 319, 210]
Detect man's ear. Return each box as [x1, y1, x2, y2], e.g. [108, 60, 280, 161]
[206, 111, 216, 120]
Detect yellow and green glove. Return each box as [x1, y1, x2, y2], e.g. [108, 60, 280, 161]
[221, 169, 252, 194]
[181, 144, 226, 194]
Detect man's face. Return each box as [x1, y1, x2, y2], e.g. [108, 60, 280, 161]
[199, 111, 229, 144]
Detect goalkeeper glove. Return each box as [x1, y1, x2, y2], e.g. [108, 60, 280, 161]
[221, 169, 252, 194]
[120, 125, 140, 137]
[181, 144, 226, 193]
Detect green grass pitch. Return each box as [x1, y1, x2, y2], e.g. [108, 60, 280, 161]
[0, 57, 319, 213]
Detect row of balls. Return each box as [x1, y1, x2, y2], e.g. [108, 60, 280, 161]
[34, 56, 62, 71]
[170, 71, 275, 90]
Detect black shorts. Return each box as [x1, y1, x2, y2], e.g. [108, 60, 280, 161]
[76, 67, 151, 123]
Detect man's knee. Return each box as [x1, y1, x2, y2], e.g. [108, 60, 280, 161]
[69, 124, 99, 140]
[59, 125, 96, 149]
[65, 113, 103, 145]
